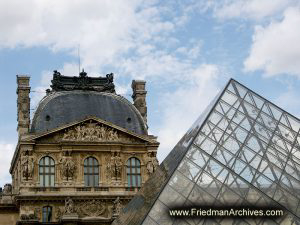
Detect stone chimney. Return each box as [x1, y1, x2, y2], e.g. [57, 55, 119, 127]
[16, 76, 31, 136]
[132, 80, 147, 124]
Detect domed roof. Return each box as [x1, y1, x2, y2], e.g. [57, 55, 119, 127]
[31, 91, 148, 135]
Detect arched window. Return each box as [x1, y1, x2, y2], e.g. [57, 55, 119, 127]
[127, 157, 141, 187]
[84, 157, 99, 187]
[42, 206, 52, 222]
[39, 156, 55, 187]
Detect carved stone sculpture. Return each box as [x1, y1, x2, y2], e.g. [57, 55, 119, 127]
[21, 153, 35, 180]
[60, 156, 76, 180]
[62, 121, 138, 143]
[112, 197, 122, 217]
[65, 197, 75, 214]
[146, 152, 159, 175]
[2, 183, 12, 195]
[107, 152, 122, 181]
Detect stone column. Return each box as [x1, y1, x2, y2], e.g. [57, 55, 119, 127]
[131, 80, 147, 125]
[16, 76, 31, 137]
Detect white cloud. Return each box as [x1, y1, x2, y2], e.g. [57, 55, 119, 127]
[0, 0, 175, 69]
[213, 0, 294, 20]
[155, 64, 221, 161]
[244, 7, 300, 77]
[0, 142, 14, 187]
[2, 0, 226, 166]
[275, 87, 300, 118]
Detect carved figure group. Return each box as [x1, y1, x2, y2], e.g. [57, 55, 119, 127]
[63, 122, 119, 142]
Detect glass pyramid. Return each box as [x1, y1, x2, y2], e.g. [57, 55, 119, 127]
[114, 79, 300, 225]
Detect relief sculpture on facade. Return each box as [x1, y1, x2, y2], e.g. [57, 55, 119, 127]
[21, 152, 35, 180]
[146, 152, 159, 175]
[62, 121, 141, 143]
[106, 152, 122, 183]
[59, 153, 76, 181]
[76, 200, 106, 217]
[63, 122, 119, 142]
[64, 197, 75, 214]
[112, 197, 122, 217]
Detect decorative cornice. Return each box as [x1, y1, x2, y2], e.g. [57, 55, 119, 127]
[50, 70, 115, 93]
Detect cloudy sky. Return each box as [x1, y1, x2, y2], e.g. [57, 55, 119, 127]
[1, 0, 300, 187]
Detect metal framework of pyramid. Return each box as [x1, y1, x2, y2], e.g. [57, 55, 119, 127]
[113, 79, 300, 225]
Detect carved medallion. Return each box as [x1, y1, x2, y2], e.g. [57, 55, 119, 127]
[77, 200, 106, 217]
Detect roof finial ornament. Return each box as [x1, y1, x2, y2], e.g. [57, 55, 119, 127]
[79, 69, 87, 77]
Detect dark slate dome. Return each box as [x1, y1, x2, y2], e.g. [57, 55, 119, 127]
[31, 91, 147, 135]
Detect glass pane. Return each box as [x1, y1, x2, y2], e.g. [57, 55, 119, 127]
[93, 158, 98, 166]
[40, 175, 44, 187]
[50, 175, 54, 186]
[45, 176, 49, 187]
[95, 175, 99, 186]
[132, 175, 136, 187]
[127, 175, 131, 186]
[136, 159, 140, 166]
[84, 175, 88, 186]
[45, 157, 49, 165]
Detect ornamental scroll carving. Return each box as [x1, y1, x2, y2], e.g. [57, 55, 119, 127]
[76, 200, 106, 217]
[62, 121, 138, 143]
[146, 152, 159, 175]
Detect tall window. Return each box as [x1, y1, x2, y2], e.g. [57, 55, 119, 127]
[84, 157, 99, 187]
[39, 156, 55, 187]
[127, 157, 141, 187]
[42, 206, 52, 222]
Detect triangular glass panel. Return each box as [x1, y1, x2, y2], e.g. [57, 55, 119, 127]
[115, 79, 300, 225]
[233, 82, 247, 98]
[252, 94, 265, 109]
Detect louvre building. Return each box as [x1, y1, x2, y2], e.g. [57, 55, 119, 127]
[0, 71, 160, 225]
[113, 79, 300, 225]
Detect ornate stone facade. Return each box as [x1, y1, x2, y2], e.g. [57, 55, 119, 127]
[0, 72, 159, 225]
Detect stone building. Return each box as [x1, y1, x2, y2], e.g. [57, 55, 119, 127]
[0, 70, 159, 225]
[113, 79, 300, 225]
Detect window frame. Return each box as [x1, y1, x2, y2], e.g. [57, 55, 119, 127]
[39, 156, 55, 187]
[127, 157, 141, 187]
[84, 157, 99, 187]
[42, 206, 52, 222]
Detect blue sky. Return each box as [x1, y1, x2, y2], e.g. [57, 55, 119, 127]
[1, 0, 300, 186]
